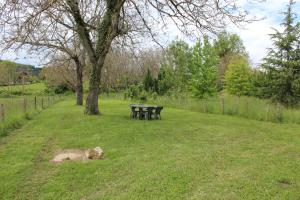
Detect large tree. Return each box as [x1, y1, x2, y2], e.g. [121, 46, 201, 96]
[0, 1, 93, 105]
[0, 0, 256, 114]
[262, 0, 300, 106]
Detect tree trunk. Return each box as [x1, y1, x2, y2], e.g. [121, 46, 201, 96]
[85, 62, 102, 115]
[67, 0, 125, 114]
[74, 58, 83, 106]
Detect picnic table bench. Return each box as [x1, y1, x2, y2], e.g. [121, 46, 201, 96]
[129, 104, 163, 120]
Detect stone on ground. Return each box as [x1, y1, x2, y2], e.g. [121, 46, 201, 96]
[51, 147, 104, 163]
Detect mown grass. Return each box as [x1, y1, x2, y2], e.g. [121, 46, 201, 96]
[0, 98, 299, 199]
[0, 82, 62, 137]
[0, 96, 60, 137]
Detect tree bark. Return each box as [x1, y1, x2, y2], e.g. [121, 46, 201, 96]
[85, 60, 101, 114]
[67, 0, 125, 115]
[74, 57, 83, 106]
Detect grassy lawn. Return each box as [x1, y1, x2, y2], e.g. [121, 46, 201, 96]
[0, 99, 300, 199]
[0, 95, 59, 137]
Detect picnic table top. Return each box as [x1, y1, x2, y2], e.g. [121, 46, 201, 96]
[129, 104, 161, 108]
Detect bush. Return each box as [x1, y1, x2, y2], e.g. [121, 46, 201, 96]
[125, 84, 143, 100]
[44, 83, 70, 94]
[152, 92, 158, 100]
[139, 90, 147, 103]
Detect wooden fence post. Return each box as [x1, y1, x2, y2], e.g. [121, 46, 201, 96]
[48, 96, 50, 107]
[204, 100, 208, 113]
[34, 96, 37, 110]
[0, 104, 4, 122]
[276, 103, 283, 122]
[221, 97, 225, 114]
[265, 104, 270, 121]
[23, 97, 27, 114]
[245, 99, 249, 117]
[42, 98, 44, 109]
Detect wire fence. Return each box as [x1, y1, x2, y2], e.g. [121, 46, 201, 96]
[145, 94, 300, 124]
[0, 95, 61, 137]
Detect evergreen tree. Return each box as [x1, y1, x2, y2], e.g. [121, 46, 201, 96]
[157, 64, 175, 95]
[250, 69, 270, 98]
[262, 0, 300, 106]
[143, 68, 154, 92]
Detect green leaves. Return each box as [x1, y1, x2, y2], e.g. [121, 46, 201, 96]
[225, 55, 252, 96]
[189, 36, 218, 99]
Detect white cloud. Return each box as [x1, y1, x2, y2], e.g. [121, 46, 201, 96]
[231, 13, 281, 66]
[0, 49, 43, 67]
[231, 0, 299, 66]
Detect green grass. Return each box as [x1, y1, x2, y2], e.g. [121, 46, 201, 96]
[0, 98, 300, 199]
[0, 96, 60, 137]
[0, 83, 47, 96]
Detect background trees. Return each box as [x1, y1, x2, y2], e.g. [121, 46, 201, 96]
[0, 60, 40, 86]
[0, 0, 256, 114]
[213, 32, 248, 91]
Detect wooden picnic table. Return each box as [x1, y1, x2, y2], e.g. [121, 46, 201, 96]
[129, 104, 163, 120]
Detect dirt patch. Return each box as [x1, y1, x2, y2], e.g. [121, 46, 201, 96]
[278, 178, 292, 188]
[51, 147, 103, 163]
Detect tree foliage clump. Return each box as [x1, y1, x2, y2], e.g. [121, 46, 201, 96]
[225, 55, 252, 96]
[157, 64, 175, 95]
[189, 37, 219, 98]
[213, 32, 248, 91]
[164, 40, 192, 91]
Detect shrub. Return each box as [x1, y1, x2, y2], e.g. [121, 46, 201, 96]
[139, 90, 147, 103]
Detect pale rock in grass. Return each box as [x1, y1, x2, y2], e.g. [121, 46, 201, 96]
[51, 147, 104, 163]
[86, 147, 104, 160]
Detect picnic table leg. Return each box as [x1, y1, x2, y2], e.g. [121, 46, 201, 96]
[147, 108, 153, 120]
[139, 108, 143, 120]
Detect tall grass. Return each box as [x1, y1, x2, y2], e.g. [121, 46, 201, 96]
[102, 91, 300, 124]
[0, 95, 60, 137]
[148, 93, 300, 124]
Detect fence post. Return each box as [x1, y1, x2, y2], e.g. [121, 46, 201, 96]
[277, 103, 283, 122]
[221, 97, 225, 114]
[204, 100, 208, 113]
[34, 96, 37, 110]
[42, 98, 44, 109]
[245, 99, 249, 117]
[0, 104, 4, 122]
[235, 96, 240, 114]
[266, 104, 270, 121]
[48, 96, 50, 107]
[23, 97, 27, 114]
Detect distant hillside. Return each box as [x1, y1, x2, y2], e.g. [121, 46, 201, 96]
[0, 60, 42, 85]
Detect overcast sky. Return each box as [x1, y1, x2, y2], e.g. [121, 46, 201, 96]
[0, 0, 299, 67]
